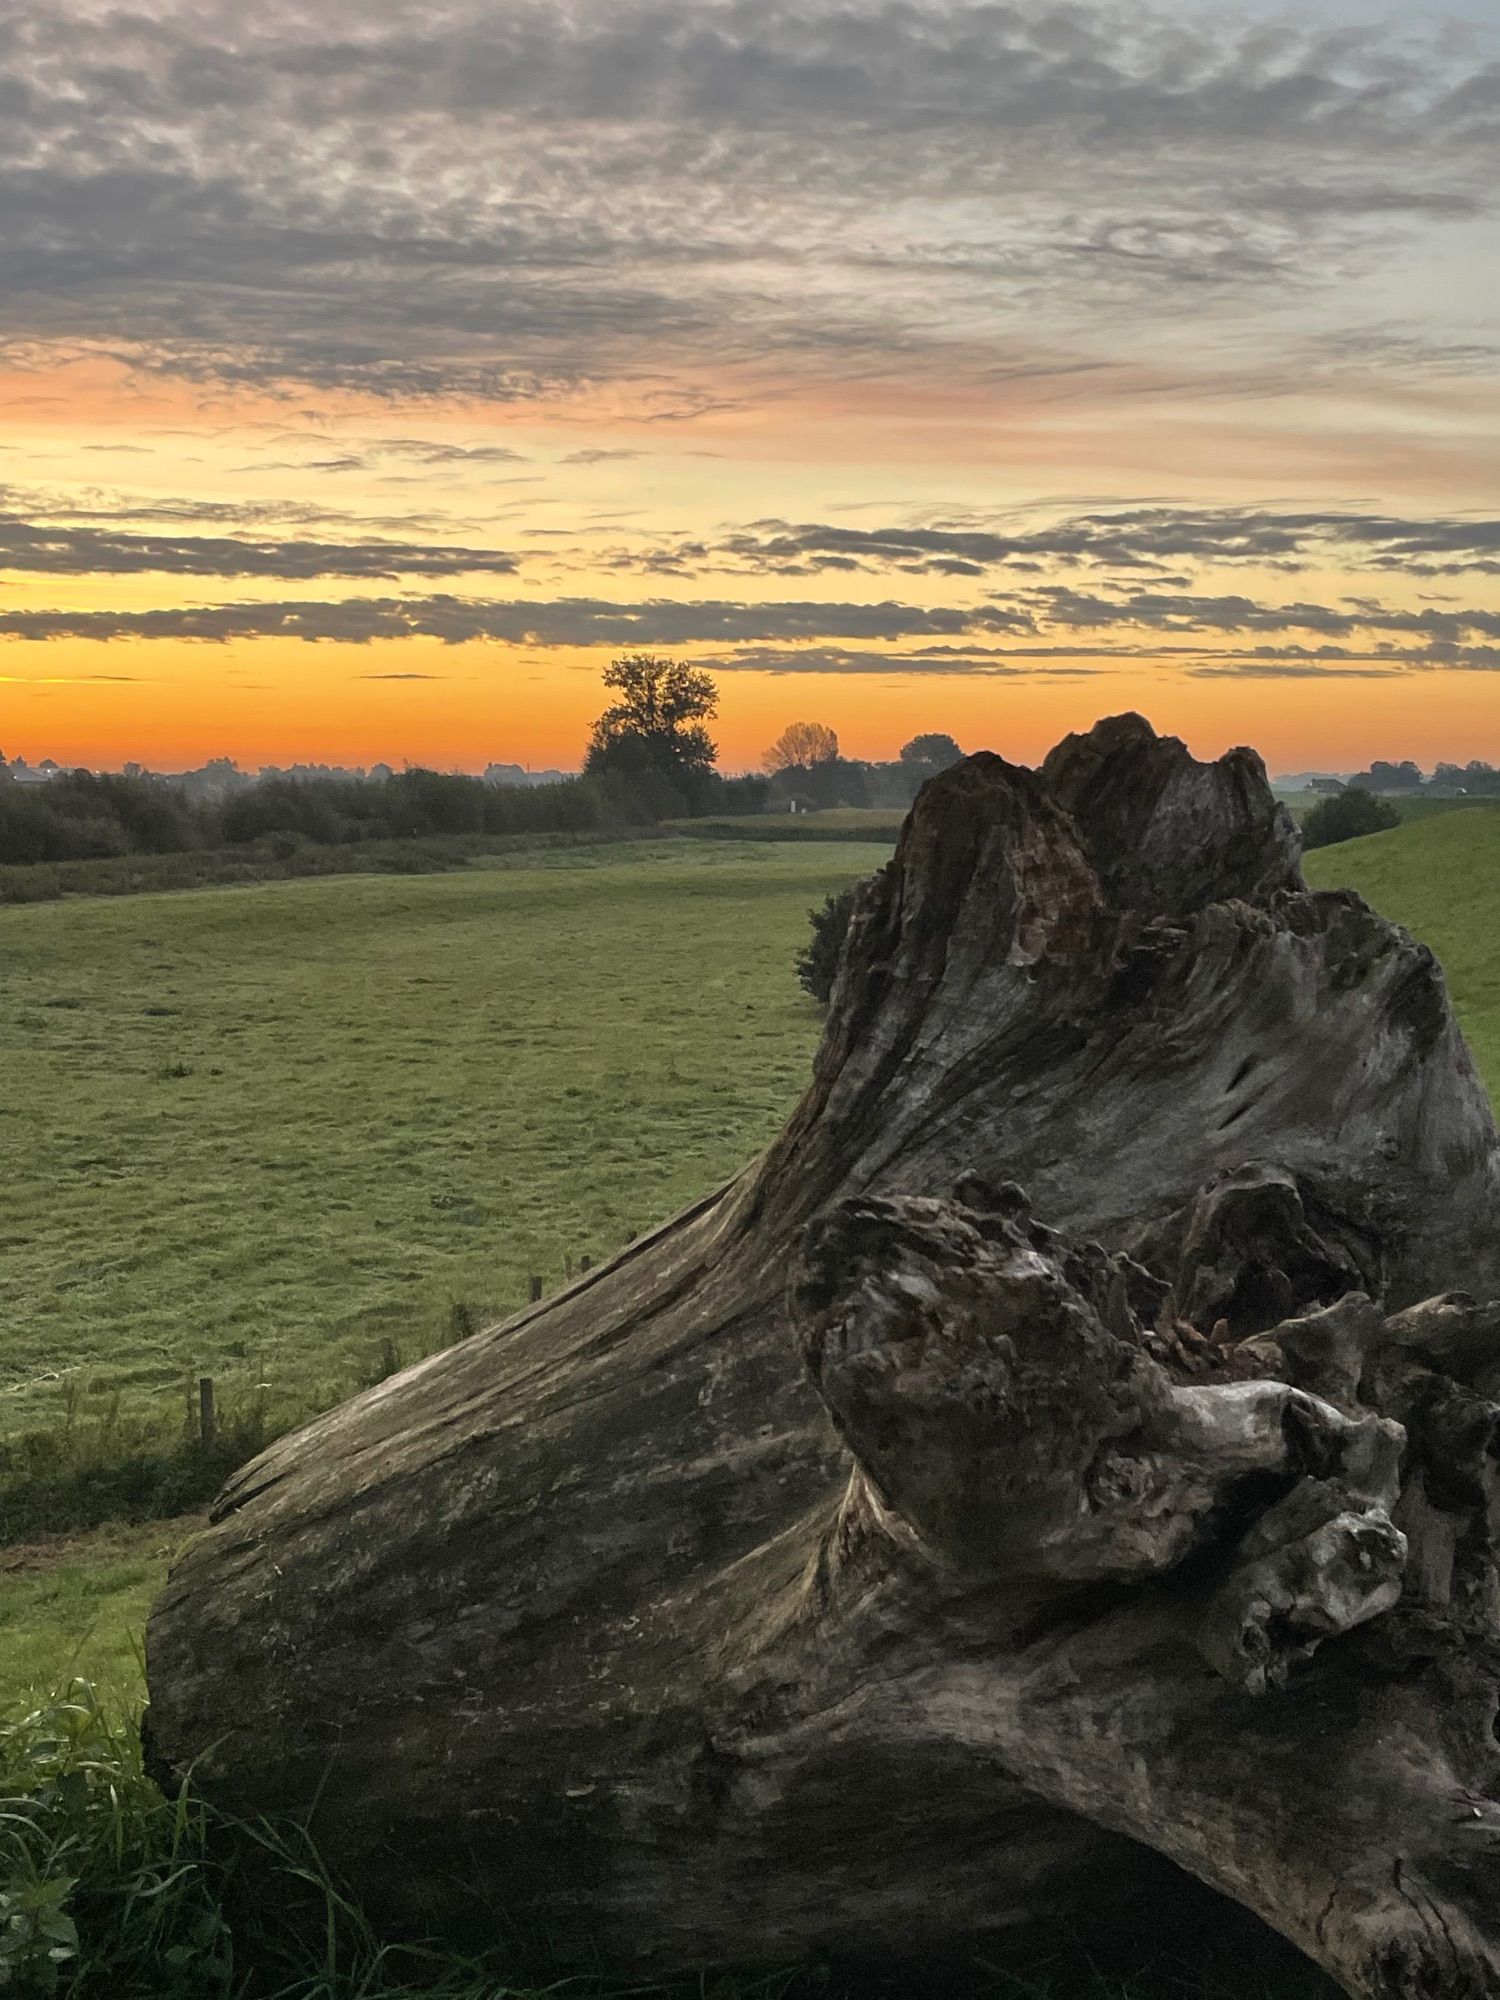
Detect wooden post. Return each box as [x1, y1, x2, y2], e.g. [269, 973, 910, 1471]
[565, 1254, 575, 1281]
[579, 1255, 592, 1274]
[198, 1376, 216, 1448]
[529, 1275, 543, 1303]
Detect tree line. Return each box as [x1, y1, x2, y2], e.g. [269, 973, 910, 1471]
[1347, 758, 1500, 796]
[759, 721, 963, 809]
[0, 654, 964, 868]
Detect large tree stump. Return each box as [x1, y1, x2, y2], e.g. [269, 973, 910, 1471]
[146, 716, 1500, 1999]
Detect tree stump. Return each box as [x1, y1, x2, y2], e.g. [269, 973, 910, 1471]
[145, 715, 1500, 1999]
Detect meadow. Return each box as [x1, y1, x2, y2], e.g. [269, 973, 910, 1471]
[3, 810, 1496, 2000]
[1, 840, 888, 1696]
[672, 807, 907, 842]
[1302, 804, 1500, 1099]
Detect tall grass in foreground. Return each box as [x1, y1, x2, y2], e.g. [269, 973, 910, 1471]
[0, 1685, 1333, 2000]
[2, 1680, 612, 1999]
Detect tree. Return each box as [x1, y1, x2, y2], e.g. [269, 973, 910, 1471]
[584, 654, 719, 794]
[763, 721, 838, 773]
[1302, 789, 1400, 849]
[1350, 759, 1422, 792]
[148, 719, 1500, 1999]
[795, 884, 862, 1004]
[899, 731, 963, 771]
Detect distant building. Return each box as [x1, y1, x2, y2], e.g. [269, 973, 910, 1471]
[484, 762, 570, 788]
[1309, 778, 1346, 796]
[7, 757, 58, 787]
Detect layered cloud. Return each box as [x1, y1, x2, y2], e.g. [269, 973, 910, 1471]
[0, 1, 1492, 404]
[2, 580, 1495, 677]
[0, 514, 516, 579]
[599, 510, 1500, 580]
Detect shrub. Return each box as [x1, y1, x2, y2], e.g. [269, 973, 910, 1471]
[1302, 790, 1401, 850]
[795, 885, 861, 1005]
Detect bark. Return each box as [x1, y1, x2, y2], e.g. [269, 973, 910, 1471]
[145, 714, 1500, 1999]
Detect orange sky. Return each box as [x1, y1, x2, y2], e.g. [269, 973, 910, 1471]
[9, 641, 1500, 780]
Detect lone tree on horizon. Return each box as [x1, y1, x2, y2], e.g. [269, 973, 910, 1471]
[763, 720, 839, 773]
[583, 653, 719, 804]
[900, 730, 963, 772]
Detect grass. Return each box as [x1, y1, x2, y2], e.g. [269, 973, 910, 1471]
[0, 1523, 194, 1698]
[0, 837, 887, 1690]
[1303, 803, 1500, 1101]
[672, 809, 904, 843]
[0, 839, 887, 1439]
[0, 828, 669, 907]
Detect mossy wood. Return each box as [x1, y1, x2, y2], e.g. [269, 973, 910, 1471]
[146, 716, 1500, 2000]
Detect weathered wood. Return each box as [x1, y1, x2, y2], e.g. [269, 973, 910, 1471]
[145, 716, 1500, 1998]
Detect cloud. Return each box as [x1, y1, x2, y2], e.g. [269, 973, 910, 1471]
[689, 644, 1101, 677]
[605, 508, 1500, 580]
[1021, 584, 1500, 645]
[0, 1, 1489, 403]
[375, 439, 531, 466]
[0, 671, 159, 684]
[563, 449, 644, 465]
[0, 482, 487, 541]
[0, 513, 518, 579]
[1185, 660, 1409, 679]
[0, 593, 1017, 647]
[0, 579, 1495, 674]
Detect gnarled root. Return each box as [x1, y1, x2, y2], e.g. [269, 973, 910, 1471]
[793, 1182, 1500, 1998]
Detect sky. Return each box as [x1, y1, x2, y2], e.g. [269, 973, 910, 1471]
[0, 0, 1497, 776]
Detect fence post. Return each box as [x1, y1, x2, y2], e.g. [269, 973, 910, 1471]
[579, 1255, 592, 1274]
[198, 1376, 216, 1448]
[529, 1274, 543, 1303]
[565, 1254, 575, 1281]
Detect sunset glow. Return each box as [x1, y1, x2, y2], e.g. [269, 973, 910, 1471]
[2, 1, 1497, 775]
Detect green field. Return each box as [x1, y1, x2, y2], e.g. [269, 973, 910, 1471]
[1, 840, 887, 1440]
[673, 806, 906, 842]
[1, 839, 887, 1700]
[1304, 805, 1500, 1100]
